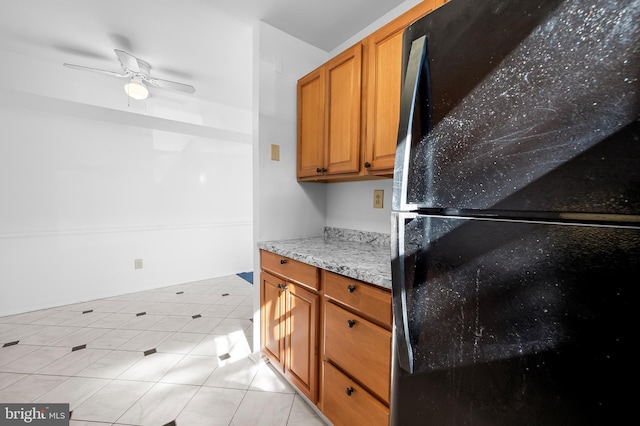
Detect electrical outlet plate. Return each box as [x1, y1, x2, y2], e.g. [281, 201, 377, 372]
[373, 190, 384, 208]
[270, 144, 280, 161]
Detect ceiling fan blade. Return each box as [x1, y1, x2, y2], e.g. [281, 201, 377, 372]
[114, 49, 140, 73]
[63, 63, 128, 78]
[147, 77, 196, 94]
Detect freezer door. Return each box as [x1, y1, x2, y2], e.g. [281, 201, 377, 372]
[392, 0, 640, 214]
[390, 212, 639, 425]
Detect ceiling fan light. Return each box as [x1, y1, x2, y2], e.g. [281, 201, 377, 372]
[124, 81, 149, 100]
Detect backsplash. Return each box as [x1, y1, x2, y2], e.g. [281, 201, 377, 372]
[324, 227, 390, 246]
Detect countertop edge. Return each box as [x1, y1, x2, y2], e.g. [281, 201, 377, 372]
[257, 237, 392, 290]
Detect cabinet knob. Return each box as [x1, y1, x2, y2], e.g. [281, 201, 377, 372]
[364, 162, 371, 168]
[347, 285, 356, 293]
[280, 259, 287, 264]
[347, 319, 356, 328]
[316, 167, 327, 173]
[345, 387, 354, 396]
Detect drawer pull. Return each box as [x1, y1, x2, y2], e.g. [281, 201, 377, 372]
[280, 259, 287, 264]
[347, 319, 356, 328]
[345, 387, 354, 396]
[347, 285, 356, 293]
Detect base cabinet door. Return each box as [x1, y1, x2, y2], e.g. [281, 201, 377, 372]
[285, 283, 319, 402]
[260, 267, 319, 404]
[261, 272, 285, 368]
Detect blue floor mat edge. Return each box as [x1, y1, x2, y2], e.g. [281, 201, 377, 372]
[236, 271, 253, 284]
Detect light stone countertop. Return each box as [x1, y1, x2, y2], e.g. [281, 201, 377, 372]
[257, 227, 392, 290]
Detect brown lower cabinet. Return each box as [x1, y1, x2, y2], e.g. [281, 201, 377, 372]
[260, 251, 320, 403]
[322, 361, 390, 426]
[260, 250, 392, 425]
[323, 301, 391, 404]
[320, 270, 392, 426]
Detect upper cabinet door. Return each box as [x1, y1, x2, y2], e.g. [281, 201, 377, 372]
[364, 0, 442, 174]
[325, 44, 362, 175]
[364, 28, 404, 173]
[297, 68, 326, 178]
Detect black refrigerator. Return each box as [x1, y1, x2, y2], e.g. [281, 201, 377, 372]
[390, 0, 640, 425]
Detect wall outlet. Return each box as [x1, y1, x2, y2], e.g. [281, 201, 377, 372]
[134, 259, 143, 269]
[373, 190, 384, 208]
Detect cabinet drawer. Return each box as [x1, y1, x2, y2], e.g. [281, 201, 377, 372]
[322, 361, 389, 426]
[324, 301, 391, 403]
[261, 250, 319, 290]
[323, 271, 391, 327]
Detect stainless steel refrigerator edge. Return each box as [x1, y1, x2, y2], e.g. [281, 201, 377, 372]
[390, 0, 640, 424]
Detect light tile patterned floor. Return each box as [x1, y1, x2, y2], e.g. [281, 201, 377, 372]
[0, 275, 328, 426]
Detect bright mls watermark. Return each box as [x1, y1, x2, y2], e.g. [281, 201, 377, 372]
[1, 404, 69, 426]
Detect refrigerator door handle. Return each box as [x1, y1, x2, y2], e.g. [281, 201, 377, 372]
[392, 35, 428, 212]
[392, 213, 415, 373]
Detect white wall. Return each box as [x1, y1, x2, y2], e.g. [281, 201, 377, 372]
[0, 14, 255, 316]
[252, 22, 329, 349]
[253, 22, 329, 245]
[325, 180, 393, 234]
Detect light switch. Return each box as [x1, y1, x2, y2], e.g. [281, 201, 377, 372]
[271, 144, 280, 161]
[373, 190, 384, 208]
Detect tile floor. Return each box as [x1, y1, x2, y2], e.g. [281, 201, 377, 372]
[0, 274, 328, 426]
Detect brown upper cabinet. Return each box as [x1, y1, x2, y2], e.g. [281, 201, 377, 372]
[297, 45, 362, 180]
[297, 67, 325, 178]
[364, 0, 447, 174]
[297, 0, 448, 182]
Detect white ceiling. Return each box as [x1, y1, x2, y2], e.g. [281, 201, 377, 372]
[0, 0, 409, 108]
[210, 0, 407, 51]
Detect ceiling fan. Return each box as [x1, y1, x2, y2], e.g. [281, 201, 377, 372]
[63, 49, 196, 100]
